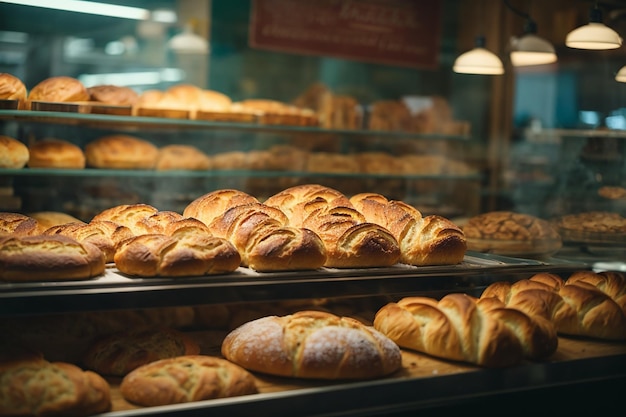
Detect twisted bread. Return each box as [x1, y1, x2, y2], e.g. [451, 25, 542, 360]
[481, 273, 626, 340]
[265, 185, 401, 268]
[91, 203, 159, 235]
[184, 190, 326, 271]
[350, 193, 467, 265]
[221, 310, 402, 379]
[0, 353, 111, 417]
[566, 270, 626, 313]
[120, 355, 257, 407]
[374, 293, 541, 367]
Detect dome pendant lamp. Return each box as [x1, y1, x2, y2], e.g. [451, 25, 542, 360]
[566, 2, 622, 50]
[505, 0, 557, 67]
[616, 65, 626, 82]
[453, 35, 505, 75]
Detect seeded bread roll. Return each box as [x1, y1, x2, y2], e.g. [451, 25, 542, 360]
[221, 310, 402, 380]
[83, 327, 200, 376]
[28, 138, 86, 169]
[0, 234, 106, 282]
[0, 354, 111, 417]
[0, 135, 29, 168]
[85, 135, 158, 169]
[120, 355, 258, 407]
[27, 76, 90, 103]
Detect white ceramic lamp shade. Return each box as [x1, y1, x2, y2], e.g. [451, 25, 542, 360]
[453, 36, 504, 75]
[510, 33, 557, 66]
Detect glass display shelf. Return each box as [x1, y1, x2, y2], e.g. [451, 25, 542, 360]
[0, 110, 471, 141]
[0, 167, 482, 180]
[0, 252, 588, 316]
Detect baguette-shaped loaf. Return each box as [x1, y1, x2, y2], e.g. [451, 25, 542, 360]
[120, 355, 257, 407]
[0, 354, 111, 417]
[480, 273, 626, 340]
[350, 193, 467, 265]
[374, 293, 533, 367]
[221, 310, 402, 379]
[265, 185, 401, 268]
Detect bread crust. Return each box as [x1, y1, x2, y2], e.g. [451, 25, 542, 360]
[83, 327, 200, 376]
[222, 310, 402, 379]
[85, 135, 158, 169]
[0, 234, 106, 282]
[155, 144, 212, 171]
[87, 84, 138, 106]
[27, 138, 86, 169]
[120, 355, 257, 407]
[0, 73, 26, 101]
[0, 135, 29, 168]
[27, 76, 90, 103]
[0, 212, 41, 236]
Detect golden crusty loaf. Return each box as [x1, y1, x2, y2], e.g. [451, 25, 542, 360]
[374, 293, 542, 368]
[264, 185, 401, 268]
[566, 270, 626, 312]
[0, 135, 29, 169]
[85, 134, 158, 169]
[0, 353, 111, 417]
[91, 203, 159, 235]
[0, 212, 41, 236]
[28, 211, 84, 231]
[27, 76, 90, 103]
[462, 211, 562, 256]
[350, 192, 466, 266]
[120, 355, 258, 407]
[83, 327, 200, 376]
[184, 190, 327, 271]
[0, 234, 106, 282]
[222, 310, 402, 379]
[27, 138, 86, 169]
[43, 220, 134, 263]
[0, 73, 27, 101]
[480, 272, 626, 340]
[155, 144, 212, 171]
[114, 230, 241, 277]
[87, 84, 138, 106]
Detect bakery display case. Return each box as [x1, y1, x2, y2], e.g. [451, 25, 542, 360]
[1, 0, 626, 416]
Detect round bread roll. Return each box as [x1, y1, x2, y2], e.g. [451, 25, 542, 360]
[83, 327, 200, 376]
[27, 76, 90, 103]
[0, 354, 111, 417]
[221, 310, 402, 380]
[0, 135, 29, 169]
[85, 135, 158, 169]
[91, 203, 159, 235]
[27, 138, 86, 169]
[0, 73, 26, 101]
[198, 89, 232, 111]
[120, 355, 258, 407]
[87, 84, 138, 106]
[0, 212, 41, 236]
[0, 234, 106, 282]
[155, 145, 212, 171]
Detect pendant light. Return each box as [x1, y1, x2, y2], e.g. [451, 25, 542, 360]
[566, 2, 622, 50]
[505, 0, 557, 67]
[453, 0, 504, 75]
[453, 35, 504, 75]
[616, 65, 626, 82]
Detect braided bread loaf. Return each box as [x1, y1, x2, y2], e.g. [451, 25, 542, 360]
[184, 190, 327, 271]
[349, 192, 466, 266]
[480, 272, 626, 340]
[264, 185, 401, 268]
[221, 310, 402, 379]
[373, 293, 555, 367]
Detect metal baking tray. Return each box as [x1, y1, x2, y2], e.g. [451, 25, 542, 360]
[0, 252, 589, 316]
